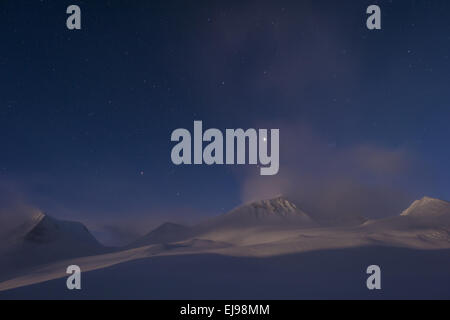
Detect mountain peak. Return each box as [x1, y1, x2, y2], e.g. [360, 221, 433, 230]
[24, 214, 101, 247]
[216, 196, 314, 226]
[151, 222, 188, 234]
[418, 196, 446, 203]
[246, 196, 304, 216]
[401, 196, 450, 217]
[129, 222, 191, 248]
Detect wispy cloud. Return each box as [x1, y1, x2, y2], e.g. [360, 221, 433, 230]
[238, 122, 420, 220]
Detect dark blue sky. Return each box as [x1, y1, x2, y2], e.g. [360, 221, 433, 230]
[1, 0, 450, 232]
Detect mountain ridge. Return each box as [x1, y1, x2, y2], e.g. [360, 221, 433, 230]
[401, 196, 450, 217]
[2, 195, 450, 289]
[202, 196, 315, 227]
[0, 213, 107, 278]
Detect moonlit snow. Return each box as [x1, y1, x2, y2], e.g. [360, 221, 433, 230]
[1, 196, 450, 299]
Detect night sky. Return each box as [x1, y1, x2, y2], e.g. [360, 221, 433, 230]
[1, 0, 450, 241]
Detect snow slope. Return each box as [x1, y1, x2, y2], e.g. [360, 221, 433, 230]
[363, 196, 450, 231]
[129, 196, 316, 248]
[200, 196, 315, 229]
[2, 246, 450, 299]
[0, 213, 106, 279]
[401, 197, 450, 220]
[129, 222, 192, 248]
[1, 196, 450, 295]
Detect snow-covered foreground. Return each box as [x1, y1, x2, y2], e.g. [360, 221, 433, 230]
[1, 222, 450, 296]
[1, 246, 450, 299]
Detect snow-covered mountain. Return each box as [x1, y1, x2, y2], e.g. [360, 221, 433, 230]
[129, 197, 315, 248]
[199, 196, 315, 229]
[0, 213, 106, 277]
[0, 210, 44, 247]
[129, 222, 192, 248]
[399, 196, 450, 228]
[363, 196, 450, 231]
[401, 196, 450, 218]
[23, 214, 102, 248]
